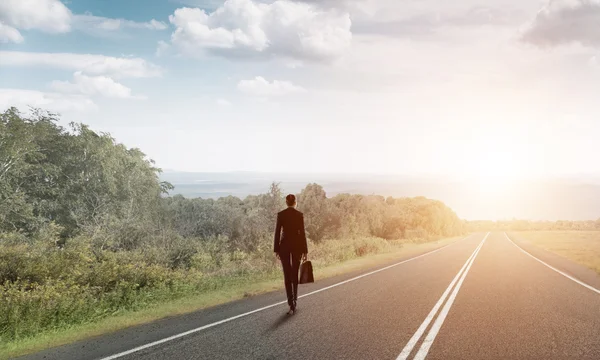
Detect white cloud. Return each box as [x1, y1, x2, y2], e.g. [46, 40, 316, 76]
[0, 51, 163, 78]
[0, 22, 24, 43]
[237, 76, 305, 96]
[148, 19, 168, 30]
[0, 89, 96, 113]
[167, 0, 352, 62]
[170, 0, 225, 8]
[354, 7, 526, 37]
[156, 40, 171, 57]
[216, 98, 232, 106]
[522, 0, 600, 48]
[284, 59, 304, 68]
[50, 72, 143, 99]
[73, 13, 168, 32]
[0, 0, 167, 42]
[0, 0, 72, 33]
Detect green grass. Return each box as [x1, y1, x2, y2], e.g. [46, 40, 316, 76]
[514, 231, 600, 274]
[0, 236, 461, 360]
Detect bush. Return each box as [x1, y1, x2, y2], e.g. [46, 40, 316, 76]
[0, 231, 206, 342]
[353, 237, 392, 257]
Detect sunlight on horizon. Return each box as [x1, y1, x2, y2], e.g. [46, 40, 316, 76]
[448, 124, 534, 198]
[472, 149, 523, 197]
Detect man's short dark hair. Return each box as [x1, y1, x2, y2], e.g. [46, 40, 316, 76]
[286, 194, 296, 206]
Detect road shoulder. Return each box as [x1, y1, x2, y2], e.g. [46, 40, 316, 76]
[506, 232, 600, 293]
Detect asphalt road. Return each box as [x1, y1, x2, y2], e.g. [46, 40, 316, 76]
[20, 232, 600, 360]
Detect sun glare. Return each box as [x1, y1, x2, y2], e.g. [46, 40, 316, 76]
[471, 146, 523, 197]
[441, 141, 528, 198]
[450, 121, 536, 198]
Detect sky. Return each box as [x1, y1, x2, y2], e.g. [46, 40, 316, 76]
[1, 0, 600, 185]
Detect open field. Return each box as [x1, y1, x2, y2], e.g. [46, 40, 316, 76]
[0, 236, 461, 360]
[514, 231, 600, 274]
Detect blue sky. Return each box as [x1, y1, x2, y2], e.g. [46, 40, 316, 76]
[1, 0, 600, 183]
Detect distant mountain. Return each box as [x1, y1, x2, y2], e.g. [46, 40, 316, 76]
[159, 171, 600, 221]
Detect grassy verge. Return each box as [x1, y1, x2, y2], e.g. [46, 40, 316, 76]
[514, 231, 600, 274]
[0, 236, 460, 359]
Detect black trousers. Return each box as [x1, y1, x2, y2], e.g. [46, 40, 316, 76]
[280, 250, 301, 306]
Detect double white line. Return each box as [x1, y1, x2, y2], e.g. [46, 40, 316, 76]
[397, 232, 489, 360]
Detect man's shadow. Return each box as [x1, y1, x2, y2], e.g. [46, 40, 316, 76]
[265, 310, 298, 333]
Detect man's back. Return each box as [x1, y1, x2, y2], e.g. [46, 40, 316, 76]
[274, 207, 308, 254]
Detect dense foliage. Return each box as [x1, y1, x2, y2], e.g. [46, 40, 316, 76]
[0, 107, 172, 241]
[0, 108, 467, 342]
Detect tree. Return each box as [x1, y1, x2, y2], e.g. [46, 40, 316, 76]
[0, 108, 169, 242]
[297, 183, 333, 243]
[0, 108, 62, 233]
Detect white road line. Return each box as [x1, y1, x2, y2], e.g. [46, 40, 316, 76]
[504, 232, 600, 295]
[396, 232, 488, 360]
[412, 232, 488, 360]
[98, 236, 474, 360]
[395, 236, 482, 359]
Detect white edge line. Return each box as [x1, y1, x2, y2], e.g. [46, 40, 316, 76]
[504, 232, 600, 295]
[396, 233, 487, 360]
[413, 232, 488, 360]
[99, 235, 475, 360]
[100, 301, 287, 360]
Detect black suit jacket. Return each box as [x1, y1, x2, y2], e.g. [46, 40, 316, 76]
[274, 207, 308, 254]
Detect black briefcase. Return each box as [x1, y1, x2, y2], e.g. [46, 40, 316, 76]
[299, 260, 314, 284]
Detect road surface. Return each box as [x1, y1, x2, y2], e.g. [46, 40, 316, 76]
[20, 232, 600, 360]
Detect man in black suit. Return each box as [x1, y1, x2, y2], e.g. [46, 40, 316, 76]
[274, 194, 308, 315]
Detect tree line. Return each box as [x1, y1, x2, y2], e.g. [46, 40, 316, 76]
[0, 108, 466, 256]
